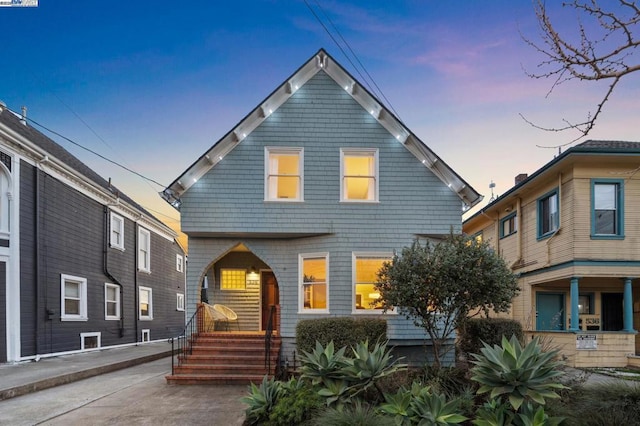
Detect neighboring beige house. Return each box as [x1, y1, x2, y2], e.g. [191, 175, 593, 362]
[463, 140, 640, 368]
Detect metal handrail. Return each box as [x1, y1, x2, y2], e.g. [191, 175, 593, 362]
[264, 305, 277, 374]
[170, 303, 204, 375]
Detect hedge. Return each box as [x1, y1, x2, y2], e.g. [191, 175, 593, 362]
[458, 317, 524, 358]
[295, 317, 387, 355]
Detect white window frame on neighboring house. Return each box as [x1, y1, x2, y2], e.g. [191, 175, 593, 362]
[176, 254, 184, 272]
[139, 286, 153, 320]
[80, 332, 101, 350]
[352, 252, 394, 314]
[176, 293, 185, 311]
[141, 329, 150, 342]
[299, 252, 329, 314]
[340, 148, 379, 202]
[264, 147, 304, 201]
[61, 274, 88, 321]
[138, 227, 151, 272]
[104, 283, 120, 320]
[109, 212, 125, 250]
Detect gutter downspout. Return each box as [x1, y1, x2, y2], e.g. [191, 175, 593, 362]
[103, 206, 125, 337]
[545, 173, 563, 266]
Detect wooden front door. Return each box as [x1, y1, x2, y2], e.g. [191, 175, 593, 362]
[261, 271, 279, 331]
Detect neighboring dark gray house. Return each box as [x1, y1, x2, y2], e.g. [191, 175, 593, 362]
[0, 104, 185, 363]
[161, 49, 482, 363]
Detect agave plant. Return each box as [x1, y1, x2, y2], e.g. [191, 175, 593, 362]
[241, 376, 283, 425]
[343, 340, 407, 397]
[300, 340, 350, 386]
[470, 335, 567, 411]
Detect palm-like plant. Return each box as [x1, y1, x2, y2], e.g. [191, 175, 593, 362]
[300, 340, 350, 386]
[470, 335, 566, 411]
[241, 376, 283, 425]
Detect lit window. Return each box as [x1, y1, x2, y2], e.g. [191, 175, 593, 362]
[138, 227, 151, 272]
[139, 286, 153, 320]
[538, 189, 559, 238]
[220, 269, 246, 290]
[592, 180, 624, 238]
[177, 293, 185, 311]
[265, 147, 303, 201]
[299, 253, 328, 312]
[341, 149, 378, 202]
[500, 213, 517, 238]
[176, 254, 184, 273]
[105, 283, 120, 320]
[110, 212, 125, 250]
[61, 274, 88, 321]
[353, 253, 391, 312]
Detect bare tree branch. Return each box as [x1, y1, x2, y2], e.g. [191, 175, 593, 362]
[522, 0, 640, 142]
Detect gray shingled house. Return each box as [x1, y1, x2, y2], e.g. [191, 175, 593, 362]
[162, 49, 482, 373]
[0, 104, 185, 363]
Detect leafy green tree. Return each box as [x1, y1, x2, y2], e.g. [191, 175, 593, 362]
[375, 234, 519, 368]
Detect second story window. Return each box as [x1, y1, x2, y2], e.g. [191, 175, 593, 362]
[138, 227, 151, 272]
[538, 189, 559, 238]
[500, 212, 517, 238]
[592, 179, 624, 238]
[110, 212, 125, 250]
[341, 149, 378, 202]
[265, 147, 303, 201]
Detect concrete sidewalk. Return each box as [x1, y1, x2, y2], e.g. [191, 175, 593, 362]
[0, 341, 173, 401]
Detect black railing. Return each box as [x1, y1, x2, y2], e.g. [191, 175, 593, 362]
[170, 303, 204, 375]
[264, 305, 277, 374]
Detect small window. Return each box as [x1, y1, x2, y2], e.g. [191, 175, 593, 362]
[110, 212, 125, 250]
[341, 149, 378, 202]
[220, 269, 246, 290]
[353, 253, 392, 312]
[591, 179, 624, 238]
[177, 293, 185, 311]
[141, 329, 150, 342]
[500, 212, 517, 238]
[61, 274, 88, 321]
[176, 254, 184, 273]
[265, 147, 303, 201]
[299, 253, 329, 312]
[105, 283, 120, 320]
[139, 286, 153, 320]
[538, 189, 559, 238]
[138, 227, 151, 272]
[81, 332, 101, 350]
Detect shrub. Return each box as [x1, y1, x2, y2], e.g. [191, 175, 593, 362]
[266, 378, 323, 425]
[313, 400, 391, 426]
[458, 317, 523, 360]
[296, 317, 386, 355]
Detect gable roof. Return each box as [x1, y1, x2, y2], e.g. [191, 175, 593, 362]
[463, 139, 640, 224]
[161, 49, 482, 209]
[0, 104, 176, 240]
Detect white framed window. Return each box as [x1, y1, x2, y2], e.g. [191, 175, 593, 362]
[105, 283, 120, 320]
[177, 293, 185, 311]
[80, 332, 101, 350]
[265, 147, 304, 201]
[139, 286, 153, 320]
[138, 227, 151, 272]
[299, 253, 329, 313]
[141, 329, 150, 342]
[352, 253, 392, 313]
[221, 268, 247, 290]
[109, 212, 125, 250]
[176, 254, 184, 272]
[0, 164, 11, 237]
[61, 274, 88, 321]
[340, 148, 378, 202]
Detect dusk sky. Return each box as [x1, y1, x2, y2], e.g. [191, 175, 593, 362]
[1, 1, 638, 237]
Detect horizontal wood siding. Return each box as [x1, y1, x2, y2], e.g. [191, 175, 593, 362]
[19, 161, 37, 356]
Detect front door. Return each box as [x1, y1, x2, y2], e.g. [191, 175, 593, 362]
[601, 293, 624, 331]
[261, 271, 279, 331]
[536, 293, 565, 331]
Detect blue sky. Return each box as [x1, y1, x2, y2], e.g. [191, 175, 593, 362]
[1, 1, 638, 234]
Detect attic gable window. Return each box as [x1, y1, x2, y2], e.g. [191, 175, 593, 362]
[265, 147, 303, 201]
[340, 149, 378, 202]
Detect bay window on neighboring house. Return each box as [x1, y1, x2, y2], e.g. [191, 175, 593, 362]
[340, 149, 378, 202]
[265, 147, 303, 201]
[61, 274, 88, 321]
[591, 179, 624, 238]
[537, 189, 559, 239]
[299, 253, 328, 313]
[138, 227, 151, 272]
[352, 253, 392, 313]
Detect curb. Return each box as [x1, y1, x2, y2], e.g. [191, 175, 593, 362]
[0, 350, 173, 401]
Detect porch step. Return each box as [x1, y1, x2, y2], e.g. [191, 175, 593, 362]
[166, 333, 281, 385]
